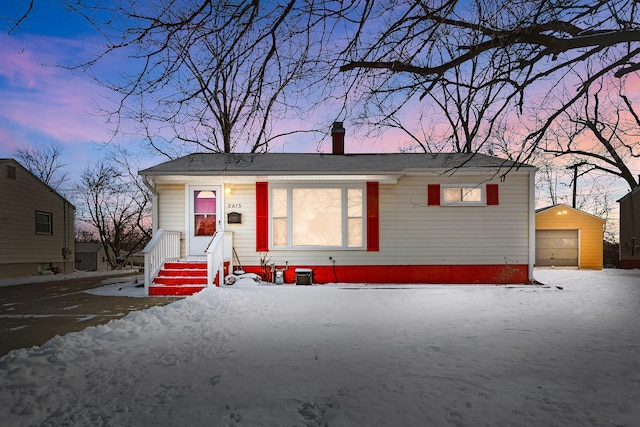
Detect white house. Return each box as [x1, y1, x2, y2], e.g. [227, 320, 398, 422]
[139, 123, 537, 295]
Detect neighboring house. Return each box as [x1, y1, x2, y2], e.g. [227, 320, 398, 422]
[75, 242, 109, 272]
[0, 158, 75, 279]
[618, 186, 640, 268]
[535, 204, 605, 270]
[139, 123, 538, 295]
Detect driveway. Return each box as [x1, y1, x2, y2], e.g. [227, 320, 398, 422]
[0, 272, 180, 356]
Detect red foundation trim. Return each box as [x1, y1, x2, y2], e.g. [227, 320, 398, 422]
[619, 260, 640, 269]
[239, 264, 530, 285]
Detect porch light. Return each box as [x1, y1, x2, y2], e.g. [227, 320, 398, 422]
[225, 186, 232, 195]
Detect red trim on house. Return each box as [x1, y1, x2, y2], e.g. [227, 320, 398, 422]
[486, 184, 499, 205]
[620, 259, 640, 269]
[427, 184, 440, 205]
[239, 264, 530, 285]
[366, 182, 379, 251]
[256, 182, 269, 252]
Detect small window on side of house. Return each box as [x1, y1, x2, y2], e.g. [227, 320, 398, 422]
[7, 165, 16, 179]
[35, 211, 53, 235]
[442, 185, 485, 206]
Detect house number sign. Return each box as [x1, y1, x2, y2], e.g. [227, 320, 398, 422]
[227, 203, 242, 209]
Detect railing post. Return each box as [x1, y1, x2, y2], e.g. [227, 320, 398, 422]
[141, 229, 181, 295]
[206, 231, 233, 288]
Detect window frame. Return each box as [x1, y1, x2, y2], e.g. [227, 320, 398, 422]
[269, 183, 365, 250]
[35, 210, 53, 235]
[440, 183, 487, 206]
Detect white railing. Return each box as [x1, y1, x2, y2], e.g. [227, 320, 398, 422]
[142, 229, 181, 294]
[206, 231, 233, 287]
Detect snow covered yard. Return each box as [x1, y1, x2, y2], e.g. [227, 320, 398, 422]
[0, 269, 638, 426]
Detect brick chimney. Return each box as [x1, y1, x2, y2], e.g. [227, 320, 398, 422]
[331, 122, 345, 155]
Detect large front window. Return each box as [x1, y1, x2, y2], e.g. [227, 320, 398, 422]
[271, 185, 364, 249]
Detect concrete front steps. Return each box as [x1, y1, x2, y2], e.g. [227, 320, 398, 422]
[149, 261, 209, 296]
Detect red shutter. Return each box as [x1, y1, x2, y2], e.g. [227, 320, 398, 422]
[486, 184, 499, 205]
[427, 184, 440, 206]
[366, 182, 379, 251]
[256, 182, 269, 251]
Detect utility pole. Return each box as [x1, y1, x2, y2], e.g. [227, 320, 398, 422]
[566, 162, 587, 208]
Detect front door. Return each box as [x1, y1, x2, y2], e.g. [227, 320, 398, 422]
[188, 186, 221, 256]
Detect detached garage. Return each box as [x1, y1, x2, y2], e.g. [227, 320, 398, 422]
[535, 204, 606, 270]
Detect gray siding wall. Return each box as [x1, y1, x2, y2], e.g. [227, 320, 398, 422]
[0, 161, 75, 278]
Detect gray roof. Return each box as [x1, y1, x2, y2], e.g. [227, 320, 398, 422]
[1, 158, 75, 207]
[140, 152, 531, 176]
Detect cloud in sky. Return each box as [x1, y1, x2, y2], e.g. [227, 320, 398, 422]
[0, 35, 113, 150]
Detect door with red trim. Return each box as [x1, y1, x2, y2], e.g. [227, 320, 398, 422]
[188, 186, 221, 256]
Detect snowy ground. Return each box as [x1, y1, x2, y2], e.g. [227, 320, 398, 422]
[0, 269, 140, 289]
[1, 269, 638, 426]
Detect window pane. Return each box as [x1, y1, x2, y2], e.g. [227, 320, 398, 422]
[444, 187, 482, 203]
[194, 190, 216, 236]
[35, 223, 50, 234]
[348, 188, 362, 217]
[35, 211, 52, 234]
[272, 188, 288, 217]
[348, 218, 362, 247]
[292, 188, 342, 246]
[194, 214, 216, 236]
[194, 190, 216, 213]
[443, 188, 461, 202]
[273, 218, 288, 247]
[463, 188, 482, 201]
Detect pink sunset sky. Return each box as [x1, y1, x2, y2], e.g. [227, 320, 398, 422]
[1, 1, 638, 204]
[0, 29, 404, 183]
[0, 1, 410, 183]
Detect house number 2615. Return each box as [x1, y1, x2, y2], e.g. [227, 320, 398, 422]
[227, 203, 242, 209]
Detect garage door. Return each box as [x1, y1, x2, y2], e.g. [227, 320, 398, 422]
[536, 229, 579, 267]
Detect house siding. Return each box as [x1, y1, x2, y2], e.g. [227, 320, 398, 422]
[149, 170, 533, 284]
[0, 160, 75, 278]
[223, 183, 259, 267]
[535, 205, 605, 270]
[619, 190, 640, 268]
[231, 174, 530, 282]
[156, 183, 186, 256]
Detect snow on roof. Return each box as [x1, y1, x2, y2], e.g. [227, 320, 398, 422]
[140, 152, 532, 176]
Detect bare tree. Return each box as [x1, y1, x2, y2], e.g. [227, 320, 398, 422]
[61, 1, 343, 156]
[540, 82, 640, 190]
[76, 153, 151, 269]
[7, 1, 639, 180]
[13, 144, 69, 191]
[357, 44, 513, 154]
[337, 0, 640, 180]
